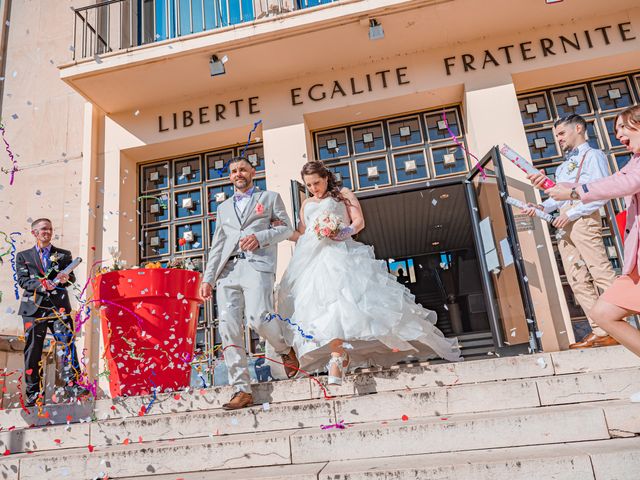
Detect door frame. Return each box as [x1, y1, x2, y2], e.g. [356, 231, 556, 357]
[465, 147, 542, 353]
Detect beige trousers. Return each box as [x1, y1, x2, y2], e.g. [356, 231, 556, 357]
[558, 206, 617, 337]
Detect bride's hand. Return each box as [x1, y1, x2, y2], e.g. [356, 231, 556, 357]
[331, 226, 354, 241]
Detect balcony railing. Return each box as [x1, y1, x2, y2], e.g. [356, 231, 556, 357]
[72, 0, 339, 61]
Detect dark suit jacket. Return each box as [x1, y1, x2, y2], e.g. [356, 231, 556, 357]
[16, 246, 76, 318]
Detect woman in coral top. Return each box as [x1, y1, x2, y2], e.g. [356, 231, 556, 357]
[546, 105, 640, 358]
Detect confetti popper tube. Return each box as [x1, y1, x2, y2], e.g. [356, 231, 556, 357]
[505, 196, 554, 223]
[500, 144, 556, 189]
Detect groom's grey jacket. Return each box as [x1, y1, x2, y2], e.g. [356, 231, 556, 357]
[203, 188, 293, 284]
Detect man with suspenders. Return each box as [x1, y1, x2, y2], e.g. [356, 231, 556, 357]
[524, 114, 619, 349]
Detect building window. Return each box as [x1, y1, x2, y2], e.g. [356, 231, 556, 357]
[313, 105, 469, 191]
[517, 70, 640, 328]
[137, 142, 267, 385]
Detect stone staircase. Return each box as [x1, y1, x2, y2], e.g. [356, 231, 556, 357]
[1, 346, 640, 479]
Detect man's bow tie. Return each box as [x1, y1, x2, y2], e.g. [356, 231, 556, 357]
[566, 148, 580, 160]
[234, 191, 251, 201]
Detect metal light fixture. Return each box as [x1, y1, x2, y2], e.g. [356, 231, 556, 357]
[369, 19, 384, 40]
[209, 54, 228, 77]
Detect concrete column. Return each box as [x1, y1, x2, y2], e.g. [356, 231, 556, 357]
[261, 119, 311, 279]
[464, 80, 574, 351]
[77, 102, 104, 389]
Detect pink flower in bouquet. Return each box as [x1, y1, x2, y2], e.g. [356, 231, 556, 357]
[255, 203, 265, 215]
[313, 210, 343, 239]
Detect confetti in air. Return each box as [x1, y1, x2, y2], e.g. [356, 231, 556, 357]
[0, 122, 19, 184]
[441, 111, 485, 179]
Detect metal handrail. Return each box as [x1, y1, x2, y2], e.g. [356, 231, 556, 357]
[74, 0, 124, 14]
[71, 0, 340, 61]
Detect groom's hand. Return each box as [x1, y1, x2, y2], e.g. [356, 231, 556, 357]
[200, 282, 213, 301]
[239, 234, 259, 251]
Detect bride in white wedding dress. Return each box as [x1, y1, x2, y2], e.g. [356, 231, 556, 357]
[276, 161, 461, 384]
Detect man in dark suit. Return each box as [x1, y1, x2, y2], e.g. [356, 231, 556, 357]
[16, 218, 87, 406]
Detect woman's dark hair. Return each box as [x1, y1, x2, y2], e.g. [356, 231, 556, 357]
[300, 161, 349, 204]
[615, 105, 640, 132]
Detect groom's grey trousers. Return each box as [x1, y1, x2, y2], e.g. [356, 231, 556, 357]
[216, 258, 291, 393]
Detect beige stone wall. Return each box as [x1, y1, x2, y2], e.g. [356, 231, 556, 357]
[0, 1, 87, 352]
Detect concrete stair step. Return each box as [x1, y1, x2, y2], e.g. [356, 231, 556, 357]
[122, 438, 640, 480]
[317, 437, 640, 480]
[2, 360, 640, 457]
[2, 346, 637, 431]
[121, 462, 328, 480]
[290, 402, 613, 464]
[3, 367, 639, 455]
[3, 400, 639, 479]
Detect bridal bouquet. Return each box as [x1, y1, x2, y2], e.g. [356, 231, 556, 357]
[313, 211, 343, 240]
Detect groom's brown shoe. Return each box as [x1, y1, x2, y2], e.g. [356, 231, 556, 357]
[222, 391, 253, 410]
[281, 348, 299, 379]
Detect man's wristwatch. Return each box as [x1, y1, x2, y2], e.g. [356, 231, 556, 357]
[570, 187, 580, 201]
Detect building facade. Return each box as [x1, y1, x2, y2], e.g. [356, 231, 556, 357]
[0, 0, 639, 399]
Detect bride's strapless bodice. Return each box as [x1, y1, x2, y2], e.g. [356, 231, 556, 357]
[304, 197, 348, 232]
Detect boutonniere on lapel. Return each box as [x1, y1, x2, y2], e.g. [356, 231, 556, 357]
[566, 160, 579, 173]
[49, 252, 61, 266]
[255, 203, 265, 215]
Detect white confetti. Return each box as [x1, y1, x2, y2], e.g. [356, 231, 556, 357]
[432, 199, 438, 206]
[536, 357, 547, 369]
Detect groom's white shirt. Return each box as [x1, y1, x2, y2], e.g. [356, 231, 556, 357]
[203, 187, 293, 285]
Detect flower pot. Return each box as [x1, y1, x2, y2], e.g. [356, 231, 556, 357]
[92, 268, 202, 397]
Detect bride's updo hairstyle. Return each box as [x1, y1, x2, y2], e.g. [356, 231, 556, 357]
[300, 161, 350, 204]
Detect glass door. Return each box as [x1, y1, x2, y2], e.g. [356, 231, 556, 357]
[291, 179, 308, 229]
[465, 147, 541, 353]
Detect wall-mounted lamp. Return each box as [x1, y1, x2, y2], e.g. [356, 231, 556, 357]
[210, 54, 228, 77]
[369, 19, 384, 41]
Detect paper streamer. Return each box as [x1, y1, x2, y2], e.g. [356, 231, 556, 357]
[321, 420, 346, 430]
[442, 111, 486, 179]
[1, 369, 30, 413]
[9, 232, 21, 300]
[239, 119, 263, 159]
[144, 373, 158, 414]
[211, 119, 263, 176]
[0, 231, 13, 263]
[0, 123, 18, 185]
[138, 194, 168, 209]
[264, 312, 314, 340]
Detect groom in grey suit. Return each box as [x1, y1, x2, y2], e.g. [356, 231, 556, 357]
[200, 157, 298, 410]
